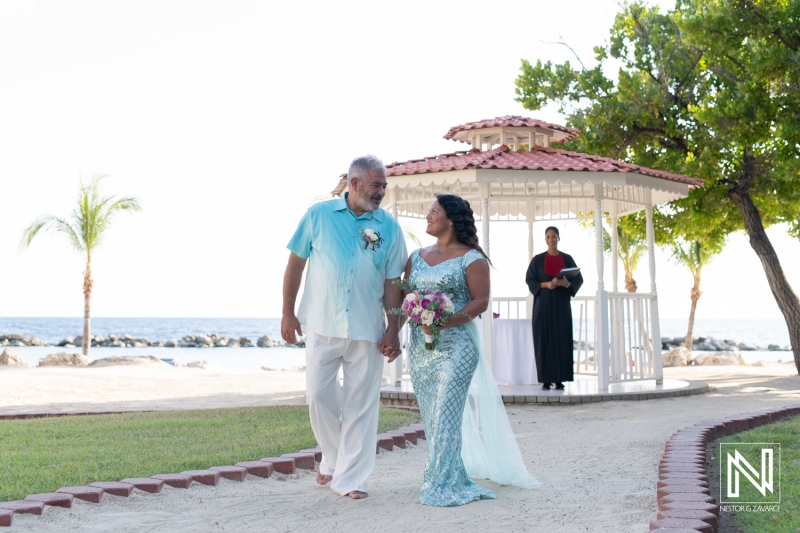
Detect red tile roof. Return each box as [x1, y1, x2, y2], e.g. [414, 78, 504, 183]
[386, 144, 702, 187]
[444, 116, 580, 143]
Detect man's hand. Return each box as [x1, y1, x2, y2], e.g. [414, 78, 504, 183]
[379, 330, 402, 363]
[281, 314, 303, 344]
[281, 252, 307, 344]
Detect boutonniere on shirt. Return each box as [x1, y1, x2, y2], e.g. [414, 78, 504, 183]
[359, 228, 384, 251]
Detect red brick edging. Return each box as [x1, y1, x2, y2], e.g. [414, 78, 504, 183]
[651, 403, 800, 531]
[0, 406, 422, 528]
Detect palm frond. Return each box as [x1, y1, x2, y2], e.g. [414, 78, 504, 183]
[21, 214, 83, 252]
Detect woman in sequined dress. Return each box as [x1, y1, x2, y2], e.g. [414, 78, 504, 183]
[401, 194, 539, 507]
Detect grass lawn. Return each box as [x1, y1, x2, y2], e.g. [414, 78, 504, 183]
[0, 406, 420, 502]
[717, 415, 799, 533]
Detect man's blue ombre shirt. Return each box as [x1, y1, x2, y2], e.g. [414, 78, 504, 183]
[287, 194, 408, 342]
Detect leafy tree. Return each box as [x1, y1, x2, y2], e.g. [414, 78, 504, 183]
[515, 0, 800, 373]
[22, 176, 141, 356]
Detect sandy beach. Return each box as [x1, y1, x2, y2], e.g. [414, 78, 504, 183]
[1, 363, 798, 532]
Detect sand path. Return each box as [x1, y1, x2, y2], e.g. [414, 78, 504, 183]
[2, 363, 798, 532]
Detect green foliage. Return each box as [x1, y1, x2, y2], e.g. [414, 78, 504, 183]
[669, 238, 724, 277]
[515, 0, 800, 241]
[0, 406, 420, 502]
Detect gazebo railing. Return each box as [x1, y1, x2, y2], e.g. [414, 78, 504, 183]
[488, 293, 660, 383]
[384, 291, 661, 387]
[607, 291, 658, 382]
[572, 296, 596, 373]
[492, 297, 528, 319]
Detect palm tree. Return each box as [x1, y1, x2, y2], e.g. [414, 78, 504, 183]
[669, 239, 723, 350]
[603, 223, 647, 292]
[22, 176, 141, 356]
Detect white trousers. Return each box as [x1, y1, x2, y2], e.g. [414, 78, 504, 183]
[305, 332, 384, 495]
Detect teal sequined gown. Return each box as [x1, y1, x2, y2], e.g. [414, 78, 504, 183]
[408, 249, 496, 507]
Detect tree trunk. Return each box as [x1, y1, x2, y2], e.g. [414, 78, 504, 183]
[685, 271, 702, 351]
[728, 164, 800, 374]
[625, 275, 638, 293]
[82, 263, 93, 357]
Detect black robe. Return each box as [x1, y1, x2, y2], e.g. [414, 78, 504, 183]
[525, 252, 584, 383]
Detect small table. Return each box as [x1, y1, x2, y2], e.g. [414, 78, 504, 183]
[492, 318, 538, 385]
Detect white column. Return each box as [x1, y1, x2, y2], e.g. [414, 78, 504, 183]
[383, 187, 403, 386]
[594, 185, 609, 391]
[525, 217, 533, 318]
[479, 186, 494, 372]
[645, 203, 663, 384]
[610, 211, 619, 293]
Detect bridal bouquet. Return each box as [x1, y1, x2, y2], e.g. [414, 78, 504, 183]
[392, 282, 460, 350]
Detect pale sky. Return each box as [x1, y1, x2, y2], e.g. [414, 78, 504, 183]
[1, 0, 799, 322]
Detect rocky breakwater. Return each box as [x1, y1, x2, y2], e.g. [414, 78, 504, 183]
[48, 333, 298, 348]
[0, 334, 50, 347]
[661, 336, 791, 352]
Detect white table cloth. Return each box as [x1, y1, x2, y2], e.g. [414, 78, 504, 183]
[492, 318, 538, 385]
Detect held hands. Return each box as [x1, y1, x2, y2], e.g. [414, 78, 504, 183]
[379, 330, 402, 363]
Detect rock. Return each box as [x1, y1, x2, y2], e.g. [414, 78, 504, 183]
[88, 356, 170, 367]
[194, 335, 212, 346]
[768, 344, 781, 351]
[692, 352, 747, 366]
[257, 335, 276, 347]
[56, 337, 74, 347]
[185, 360, 222, 370]
[293, 365, 306, 372]
[164, 339, 179, 347]
[214, 338, 229, 347]
[0, 348, 28, 367]
[0, 334, 49, 347]
[239, 337, 254, 347]
[662, 346, 691, 367]
[227, 339, 240, 348]
[38, 352, 90, 367]
[294, 339, 306, 348]
[693, 341, 716, 351]
[261, 366, 276, 371]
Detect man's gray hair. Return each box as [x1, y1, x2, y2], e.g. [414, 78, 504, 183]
[348, 155, 385, 181]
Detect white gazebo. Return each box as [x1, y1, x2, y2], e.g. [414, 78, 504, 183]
[343, 116, 702, 392]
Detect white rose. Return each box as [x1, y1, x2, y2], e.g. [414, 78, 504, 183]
[405, 293, 417, 303]
[443, 300, 455, 313]
[421, 310, 436, 325]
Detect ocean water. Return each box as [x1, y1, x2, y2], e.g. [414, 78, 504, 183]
[0, 317, 795, 369]
[0, 317, 296, 371]
[0, 317, 281, 345]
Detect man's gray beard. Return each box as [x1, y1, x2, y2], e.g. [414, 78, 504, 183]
[355, 193, 380, 212]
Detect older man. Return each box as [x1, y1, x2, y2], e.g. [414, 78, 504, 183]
[281, 155, 407, 500]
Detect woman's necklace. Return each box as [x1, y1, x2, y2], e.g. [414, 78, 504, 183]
[436, 243, 455, 254]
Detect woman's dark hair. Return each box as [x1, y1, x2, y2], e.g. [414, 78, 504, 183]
[435, 194, 492, 266]
[544, 226, 560, 237]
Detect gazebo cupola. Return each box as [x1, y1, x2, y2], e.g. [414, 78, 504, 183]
[444, 115, 580, 152]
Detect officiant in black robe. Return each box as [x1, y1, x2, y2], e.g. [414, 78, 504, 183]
[525, 226, 583, 390]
